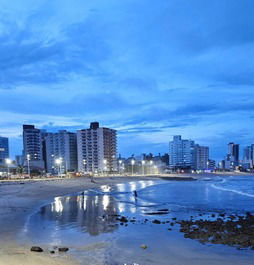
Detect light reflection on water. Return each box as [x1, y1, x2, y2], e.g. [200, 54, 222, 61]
[23, 180, 158, 244]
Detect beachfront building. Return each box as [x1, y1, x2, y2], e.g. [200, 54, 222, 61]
[77, 122, 117, 174]
[242, 144, 254, 170]
[44, 130, 78, 174]
[0, 136, 9, 166]
[224, 142, 240, 170]
[194, 145, 209, 170]
[169, 135, 195, 170]
[23, 125, 45, 171]
[169, 135, 209, 171]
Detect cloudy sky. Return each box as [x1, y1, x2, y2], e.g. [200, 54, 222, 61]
[0, 0, 253, 160]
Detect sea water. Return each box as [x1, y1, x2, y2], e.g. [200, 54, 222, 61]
[21, 176, 254, 265]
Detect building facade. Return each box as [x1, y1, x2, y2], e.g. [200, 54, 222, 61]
[23, 125, 45, 171]
[0, 136, 9, 166]
[169, 135, 195, 169]
[169, 135, 209, 171]
[194, 145, 209, 170]
[77, 122, 117, 173]
[44, 130, 77, 173]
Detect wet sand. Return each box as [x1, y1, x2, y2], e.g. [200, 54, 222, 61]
[0, 177, 147, 265]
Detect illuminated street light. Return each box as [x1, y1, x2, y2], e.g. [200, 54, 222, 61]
[27, 154, 31, 178]
[141, 160, 145, 175]
[55, 158, 63, 177]
[131, 159, 135, 175]
[5, 158, 11, 177]
[118, 160, 122, 174]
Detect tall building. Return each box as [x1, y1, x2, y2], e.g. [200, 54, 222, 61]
[23, 125, 45, 171]
[0, 136, 9, 166]
[44, 130, 77, 173]
[169, 135, 209, 171]
[194, 145, 209, 170]
[243, 145, 254, 169]
[228, 142, 239, 164]
[225, 142, 240, 170]
[169, 135, 195, 169]
[77, 122, 117, 173]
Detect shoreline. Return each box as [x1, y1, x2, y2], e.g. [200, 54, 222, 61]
[0, 173, 253, 265]
[0, 176, 159, 265]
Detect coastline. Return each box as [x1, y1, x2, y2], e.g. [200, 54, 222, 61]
[0, 176, 158, 265]
[0, 173, 252, 265]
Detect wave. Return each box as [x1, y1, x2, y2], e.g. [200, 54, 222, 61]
[211, 181, 254, 198]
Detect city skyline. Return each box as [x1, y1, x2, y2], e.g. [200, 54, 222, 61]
[0, 0, 254, 160]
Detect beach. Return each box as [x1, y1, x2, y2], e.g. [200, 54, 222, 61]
[1, 174, 254, 265]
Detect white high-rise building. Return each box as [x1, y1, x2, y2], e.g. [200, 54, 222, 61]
[23, 125, 45, 171]
[45, 130, 77, 173]
[77, 122, 117, 173]
[169, 135, 195, 169]
[169, 135, 209, 170]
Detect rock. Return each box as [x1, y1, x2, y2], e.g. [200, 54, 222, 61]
[152, 219, 161, 224]
[141, 244, 148, 249]
[50, 251, 55, 254]
[31, 246, 43, 252]
[58, 247, 69, 252]
[117, 216, 128, 223]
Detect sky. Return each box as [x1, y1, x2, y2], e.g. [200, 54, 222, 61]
[0, 0, 254, 161]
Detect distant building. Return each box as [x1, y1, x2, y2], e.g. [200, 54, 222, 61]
[208, 159, 216, 170]
[243, 145, 254, 169]
[169, 135, 195, 170]
[77, 122, 117, 173]
[0, 136, 9, 166]
[169, 135, 209, 171]
[224, 142, 240, 170]
[15, 155, 24, 166]
[44, 130, 78, 174]
[194, 145, 209, 170]
[23, 125, 45, 171]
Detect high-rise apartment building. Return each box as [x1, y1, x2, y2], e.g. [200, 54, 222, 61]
[77, 122, 117, 173]
[169, 135, 209, 170]
[0, 136, 9, 166]
[45, 130, 77, 173]
[228, 142, 239, 164]
[23, 125, 45, 171]
[194, 145, 209, 170]
[169, 135, 195, 169]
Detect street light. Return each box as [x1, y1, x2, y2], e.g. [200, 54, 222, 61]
[27, 154, 31, 178]
[103, 159, 107, 175]
[55, 158, 63, 177]
[118, 160, 122, 175]
[142, 160, 145, 175]
[131, 159, 135, 175]
[149, 160, 153, 174]
[5, 158, 11, 177]
[83, 159, 87, 174]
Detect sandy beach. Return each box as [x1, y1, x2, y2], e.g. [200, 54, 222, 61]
[0, 176, 152, 265]
[1, 173, 253, 265]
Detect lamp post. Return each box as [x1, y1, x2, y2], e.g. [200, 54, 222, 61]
[5, 158, 11, 178]
[131, 159, 135, 175]
[103, 159, 107, 176]
[27, 154, 31, 178]
[142, 160, 145, 175]
[83, 159, 87, 174]
[55, 158, 62, 177]
[149, 160, 153, 174]
[118, 160, 122, 175]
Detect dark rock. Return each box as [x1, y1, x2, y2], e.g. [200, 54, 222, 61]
[31, 246, 43, 252]
[152, 219, 161, 224]
[58, 247, 69, 252]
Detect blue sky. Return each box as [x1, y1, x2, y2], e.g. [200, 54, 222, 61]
[0, 0, 253, 160]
